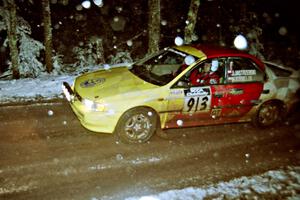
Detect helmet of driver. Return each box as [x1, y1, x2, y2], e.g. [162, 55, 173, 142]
[211, 60, 219, 72]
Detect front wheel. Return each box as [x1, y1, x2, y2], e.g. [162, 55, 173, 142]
[252, 101, 284, 128]
[115, 108, 157, 144]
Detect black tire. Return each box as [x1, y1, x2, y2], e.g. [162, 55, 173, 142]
[252, 101, 284, 128]
[115, 107, 157, 144]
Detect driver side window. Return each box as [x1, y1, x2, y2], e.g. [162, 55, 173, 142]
[173, 58, 226, 88]
[188, 58, 225, 86]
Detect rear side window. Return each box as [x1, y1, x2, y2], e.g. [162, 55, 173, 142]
[265, 63, 292, 77]
[225, 57, 264, 83]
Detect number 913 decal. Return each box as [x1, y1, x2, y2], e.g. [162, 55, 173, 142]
[183, 87, 211, 112]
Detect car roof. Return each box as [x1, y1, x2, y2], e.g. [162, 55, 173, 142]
[174, 44, 265, 71]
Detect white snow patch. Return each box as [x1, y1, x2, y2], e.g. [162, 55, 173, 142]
[0, 182, 36, 195]
[0, 75, 75, 103]
[130, 157, 161, 165]
[88, 164, 109, 171]
[125, 166, 300, 200]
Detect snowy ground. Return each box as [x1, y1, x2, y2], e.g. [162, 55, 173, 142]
[126, 166, 300, 200]
[1, 72, 300, 199]
[0, 74, 74, 103]
[0, 64, 124, 104]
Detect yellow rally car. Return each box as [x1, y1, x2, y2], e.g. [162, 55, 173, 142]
[62, 44, 300, 143]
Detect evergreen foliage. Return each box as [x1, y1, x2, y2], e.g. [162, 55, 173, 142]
[0, 6, 45, 78]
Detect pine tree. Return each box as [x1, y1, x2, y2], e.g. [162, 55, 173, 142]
[1, 5, 45, 78]
[3, 0, 20, 79]
[184, 0, 200, 44]
[42, 0, 54, 73]
[148, 0, 160, 54]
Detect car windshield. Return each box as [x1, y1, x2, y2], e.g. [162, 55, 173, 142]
[129, 48, 196, 86]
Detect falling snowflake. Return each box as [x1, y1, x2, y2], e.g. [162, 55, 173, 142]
[93, 0, 103, 7]
[48, 110, 54, 116]
[175, 36, 184, 46]
[82, 0, 91, 9]
[116, 6, 123, 13]
[127, 40, 133, 47]
[116, 154, 124, 161]
[234, 34, 248, 50]
[177, 119, 183, 126]
[113, 16, 119, 22]
[161, 20, 167, 26]
[278, 26, 288, 36]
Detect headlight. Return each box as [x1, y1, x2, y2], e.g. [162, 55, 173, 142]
[82, 99, 106, 111]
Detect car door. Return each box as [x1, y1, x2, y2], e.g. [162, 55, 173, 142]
[164, 86, 213, 128]
[164, 58, 224, 128]
[210, 57, 264, 119]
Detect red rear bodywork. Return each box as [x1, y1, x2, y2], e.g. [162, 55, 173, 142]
[164, 44, 265, 129]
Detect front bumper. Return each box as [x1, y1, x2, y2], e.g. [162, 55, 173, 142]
[62, 82, 119, 133]
[62, 82, 75, 102]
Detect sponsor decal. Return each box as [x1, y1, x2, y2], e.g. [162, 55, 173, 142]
[211, 108, 222, 118]
[228, 76, 253, 82]
[229, 88, 244, 95]
[80, 78, 106, 88]
[171, 89, 183, 95]
[184, 87, 210, 97]
[231, 70, 256, 76]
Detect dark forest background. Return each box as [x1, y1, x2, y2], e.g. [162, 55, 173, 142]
[1, 0, 300, 76]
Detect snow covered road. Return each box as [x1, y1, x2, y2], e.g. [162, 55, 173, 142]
[0, 101, 300, 200]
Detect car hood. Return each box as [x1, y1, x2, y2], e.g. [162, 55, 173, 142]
[74, 67, 157, 100]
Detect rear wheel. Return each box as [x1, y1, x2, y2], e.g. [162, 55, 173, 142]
[115, 107, 157, 144]
[253, 101, 284, 128]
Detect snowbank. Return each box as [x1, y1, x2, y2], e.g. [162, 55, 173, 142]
[0, 75, 75, 103]
[125, 166, 300, 200]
